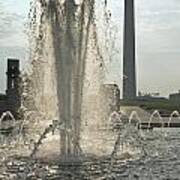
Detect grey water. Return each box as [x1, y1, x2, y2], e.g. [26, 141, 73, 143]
[1, 127, 180, 179]
[120, 129, 180, 180]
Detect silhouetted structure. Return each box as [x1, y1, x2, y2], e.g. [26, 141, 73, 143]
[0, 59, 21, 117]
[123, 0, 137, 100]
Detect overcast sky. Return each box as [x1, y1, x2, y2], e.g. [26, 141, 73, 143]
[0, 0, 180, 97]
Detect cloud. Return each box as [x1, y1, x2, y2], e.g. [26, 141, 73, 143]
[0, 2, 27, 46]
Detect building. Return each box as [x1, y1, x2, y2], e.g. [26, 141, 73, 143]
[0, 59, 21, 118]
[123, 0, 137, 100]
[137, 95, 167, 102]
[169, 90, 180, 103]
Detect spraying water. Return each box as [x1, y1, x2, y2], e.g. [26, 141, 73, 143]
[168, 110, 180, 127]
[148, 110, 163, 129]
[25, 0, 107, 158]
[0, 111, 16, 127]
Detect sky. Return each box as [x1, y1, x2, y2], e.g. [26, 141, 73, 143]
[0, 0, 180, 97]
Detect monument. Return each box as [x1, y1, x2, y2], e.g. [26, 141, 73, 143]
[123, 0, 137, 100]
[0, 59, 20, 117]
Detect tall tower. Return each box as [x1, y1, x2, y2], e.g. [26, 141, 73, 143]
[123, 0, 137, 100]
[6, 59, 20, 110]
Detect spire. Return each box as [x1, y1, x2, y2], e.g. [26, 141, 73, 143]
[123, 0, 137, 100]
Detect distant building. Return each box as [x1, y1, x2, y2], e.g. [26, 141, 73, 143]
[169, 90, 180, 103]
[137, 95, 167, 102]
[136, 91, 167, 102]
[136, 92, 167, 102]
[0, 59, 21, 118]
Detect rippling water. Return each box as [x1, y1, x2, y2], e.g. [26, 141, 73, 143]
[114, 128, 180, 180]
[1, 128, 180, 179]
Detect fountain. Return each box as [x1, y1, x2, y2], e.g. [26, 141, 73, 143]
[129, 111, 141, 128]
[2, 1, 180, 179]
[148, 110, 164, 129]
[168, 110, 180, 127]
[22, 0, 109, 161]
[0, 111, 16, 127]
[0, 111, 16, 139]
